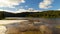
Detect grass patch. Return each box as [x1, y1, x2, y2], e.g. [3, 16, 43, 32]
[55, 25, 60, 28]
[0, 24, 6, 26]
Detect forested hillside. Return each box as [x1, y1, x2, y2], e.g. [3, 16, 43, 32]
[0, 10, 60, 20]
[0, 11, 5, 19]
[26, 10, 60, 18]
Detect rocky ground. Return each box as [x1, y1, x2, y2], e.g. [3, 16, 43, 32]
[0, 19, 60, 34]
[5, 20, 53, 34]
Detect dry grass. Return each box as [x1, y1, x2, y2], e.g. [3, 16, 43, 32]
[55, 25, 60, 28]
[6, 31, 41, 34]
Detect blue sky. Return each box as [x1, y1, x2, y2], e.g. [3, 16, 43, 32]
[0, 0, 60, 13]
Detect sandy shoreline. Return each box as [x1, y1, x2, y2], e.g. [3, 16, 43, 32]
[0, 20, 28, 24]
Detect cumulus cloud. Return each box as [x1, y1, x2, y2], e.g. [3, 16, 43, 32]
[39, 0, 53, 9]
[15, 8, 40, 13]
[0, 0, 25, 8]
[58, 9, 60, 10]
[0, 8, 40, 13]
[0, 9, 27, 13]
[0, 9, 15, 13]
[14, 9, 27, 13]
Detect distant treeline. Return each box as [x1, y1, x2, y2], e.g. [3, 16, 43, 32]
[26, 10, 60, 18]
[0, 10, 60, 19]
[0, 11, 5, 19]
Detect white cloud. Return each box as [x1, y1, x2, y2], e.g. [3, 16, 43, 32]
[0, 8, 40, 13]
[39, 0, 53, 9]
[58, 9, 60, 10]
[0, 0, 25, 8]
[15, 8, 41, 13]
[14, 9, 27, 13]
[0, 9, 27, 13]
[0, 9, 15, 13]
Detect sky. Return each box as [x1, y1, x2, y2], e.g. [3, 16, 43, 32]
[0, 0, 60, 13]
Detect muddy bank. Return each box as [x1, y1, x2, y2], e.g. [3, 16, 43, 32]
[5, 19, 54, 34]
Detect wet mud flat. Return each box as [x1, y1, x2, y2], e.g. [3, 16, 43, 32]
[0, 18, 60, 34]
